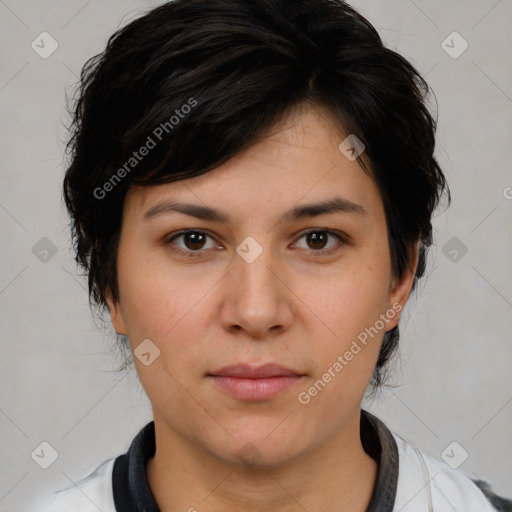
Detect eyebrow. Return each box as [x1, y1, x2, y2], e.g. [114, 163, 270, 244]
[143, 196, 366, 223]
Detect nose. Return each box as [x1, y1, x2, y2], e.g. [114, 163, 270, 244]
[218, 240, 294, 339]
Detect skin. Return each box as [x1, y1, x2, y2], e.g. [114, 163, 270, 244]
[107, 101, 418, 512]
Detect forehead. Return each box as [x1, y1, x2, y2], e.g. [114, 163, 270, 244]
[127, 101, 378, 220]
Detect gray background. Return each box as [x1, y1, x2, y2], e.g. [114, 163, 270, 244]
[0, 0, 511, 510]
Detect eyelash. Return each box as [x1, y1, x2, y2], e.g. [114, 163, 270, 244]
[164, 229, 348, 258]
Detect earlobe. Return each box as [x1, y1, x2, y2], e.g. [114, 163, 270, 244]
[105, 290, 127, 335]
[387, 241, 420, 330]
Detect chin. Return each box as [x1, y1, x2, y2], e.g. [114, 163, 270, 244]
[210, 426, 309, 469]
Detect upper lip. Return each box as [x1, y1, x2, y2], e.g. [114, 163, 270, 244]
[208, 363, 304, 378]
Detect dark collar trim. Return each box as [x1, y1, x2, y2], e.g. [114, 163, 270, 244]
[113, 421, 159, 511]
[361, 410, 399, 511]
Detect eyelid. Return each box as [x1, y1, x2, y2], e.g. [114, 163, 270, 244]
[298, 227, 350, 243]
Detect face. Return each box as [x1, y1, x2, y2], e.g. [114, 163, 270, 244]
[107, 101, 416, 467]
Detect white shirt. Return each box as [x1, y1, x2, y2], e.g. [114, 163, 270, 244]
[31, 413, 511, 511]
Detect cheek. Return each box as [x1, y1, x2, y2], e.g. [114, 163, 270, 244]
[313, 261, 392, 340]
[298, 281, 387, 416]
[116, 242, 184, 335]
[301, 252, 392, 388]
[116, 253, 217, 382]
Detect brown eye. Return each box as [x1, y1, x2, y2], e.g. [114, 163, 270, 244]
[166, 230, 219, 256]
[306, 231, 329, 250]
[182, 231, 207, 250]
[294, 230, 345, 253]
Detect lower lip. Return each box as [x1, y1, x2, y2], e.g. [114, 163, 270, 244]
[208, 375, 304, 400]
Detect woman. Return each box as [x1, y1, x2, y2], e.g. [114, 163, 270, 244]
[37, 0, 511, 510]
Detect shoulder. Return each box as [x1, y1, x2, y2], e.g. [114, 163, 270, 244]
[392, 432, 512, 511]
[31, 458, 116, 512]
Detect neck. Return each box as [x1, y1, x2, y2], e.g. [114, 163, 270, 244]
[147, 411, 378, 512]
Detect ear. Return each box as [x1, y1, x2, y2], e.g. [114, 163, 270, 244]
[105, 289, 127, 335]
[386, 241, 420, 331]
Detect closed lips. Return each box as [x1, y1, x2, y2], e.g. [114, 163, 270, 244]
[208, 363, 305, 378]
